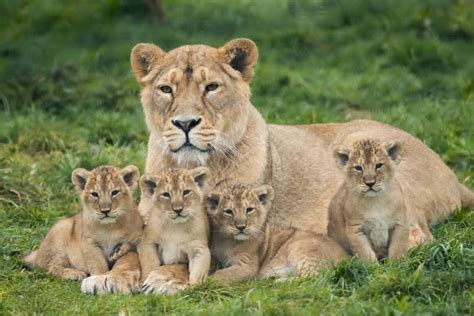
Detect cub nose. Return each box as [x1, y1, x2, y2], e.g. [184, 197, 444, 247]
[172, 118, 202, 134]
[101, 209, 111, 215]
[173, 207, 183, 215]
[236, 224, 246, 232]
[365, 181, 376, 188]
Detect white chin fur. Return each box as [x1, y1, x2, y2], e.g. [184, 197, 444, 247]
[171, 147, 209, 167]
[171, 216, 189, 224]
[234, 233, 250, 241]
[100, 217, 117, 224]
[364, 190, 379, 198]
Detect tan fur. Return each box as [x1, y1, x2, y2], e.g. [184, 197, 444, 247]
[138, 167, 211, 294]
[328, 139, 411, 261]
[130, 39, 473, 287]
[206, 185, 348, 284]
[23, 165, 143, 293]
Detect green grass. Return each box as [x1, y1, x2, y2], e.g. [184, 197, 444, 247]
[1, 0, 473, 314]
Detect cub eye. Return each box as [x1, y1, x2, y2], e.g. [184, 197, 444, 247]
[375, 163, 384, 170]
[111, 190, 120, 197]
[354, 165, 363, 172]
[161, 192, 171, 198]
[160, 85, 172, 94]
[205, 83, 219, 92]
[246, 207, 254, 214]
[183, 190, 191, 197]
[91, 192, 99, 198]
[224, 209, 233, 216]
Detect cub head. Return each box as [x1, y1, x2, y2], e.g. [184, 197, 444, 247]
[205, 184, 273, 241]
[334, 139, 402, 197]
[71, 165, 140, 224]
[140, 167, 209, 224]
[130, 38, 258, 166]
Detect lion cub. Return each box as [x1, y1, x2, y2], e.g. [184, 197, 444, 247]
[138, 167, 211, 294]
[205, 184, 274, 284]
[23, 165, 143, 280]
[328, 139, 410, 262]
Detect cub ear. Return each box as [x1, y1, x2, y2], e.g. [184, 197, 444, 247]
[121, 165, 140, 192]
[219, 38, 258, 82]
[333, 147, 350, 168]
[253, 184, 274, 206]
[130, 43, 166, 85]
[384, 141, 403, 164]
[190, 167, 210, 189]
[140, 175, 159, 197]
[205, 193, 221, 215]
[71, 168, 91, 192]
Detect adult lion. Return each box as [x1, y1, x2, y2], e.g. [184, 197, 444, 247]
[131, 38, 473, 238]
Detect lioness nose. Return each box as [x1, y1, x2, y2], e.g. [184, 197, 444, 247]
[365, 181, 376, 188]
[173, 207, 183, 214]
[101, 209, 111, 215]
[236, 223, 246, 231]
[172, 118, 202, 134]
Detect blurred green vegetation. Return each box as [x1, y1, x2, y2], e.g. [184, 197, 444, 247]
[0, 0, 473, 314]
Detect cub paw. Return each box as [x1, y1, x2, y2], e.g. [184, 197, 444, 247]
[108, 243, 132, 262]
[141, 270, 188, 295]
[62, 268, 87, 281]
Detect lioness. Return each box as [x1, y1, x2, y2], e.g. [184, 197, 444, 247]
[23, 165, 143, 293]
[138, 167, 211, 294]
[328, 139, 410, 261]
[130, 38, 474, 287]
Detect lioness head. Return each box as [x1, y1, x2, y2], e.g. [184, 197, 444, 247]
[334, 139, 402, 197]
[71, 165, 140, 223]
[205, 184, 273, 241]
[140, 167, 209, 224]
[130, 38, 258, 166]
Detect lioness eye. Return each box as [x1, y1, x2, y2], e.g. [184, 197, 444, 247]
[160, 85, 172, 94]
[246, 207, 254, 214]
[375, 163, 384, 170]
[161, 192, 171, 198]
[183, 190, 191, 197]
[224, 209, 233, 216]
[91, 192, 99, 198]
[111, 190, 120, 197]
[205, 83, 219, 92]
[354, 165, 363, 172]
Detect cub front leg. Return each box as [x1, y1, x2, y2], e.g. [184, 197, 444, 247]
[109, 242, 133, 262]
[346, 224, 377, 262]
[81, 240, 109, 275]
[388, 223, 410, 259]
[211, 252, 259, 285]
[137, 239, 161, 280]
[187, 244, 211, 285]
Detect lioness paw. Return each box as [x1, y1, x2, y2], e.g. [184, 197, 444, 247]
[81, 275, 108, 295]
[141, 270, 188, 295]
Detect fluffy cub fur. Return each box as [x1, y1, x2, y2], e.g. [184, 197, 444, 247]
[138, 167, 211, 294]
[23, 165, 143, 280]
[328, 139, 410, 261]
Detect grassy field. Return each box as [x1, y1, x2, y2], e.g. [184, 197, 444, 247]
[1, 0, 473, 314]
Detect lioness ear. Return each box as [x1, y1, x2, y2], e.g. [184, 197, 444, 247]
[71, 168, 91, 192]
[130, 43, 166, 85]
[121, 165, 140, 192]
[334, 148, 350, 168]
[219, 38, 258, 82]
[140, 175, 158, 197]
[253, 185, 274, 206]
[190, 167, 210, 189]
[384, 141, 402, 164]
[205, 193, 221, 215]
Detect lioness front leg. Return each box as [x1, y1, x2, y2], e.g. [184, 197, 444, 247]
[346, 225, 377, 262]
[388, 224, 410, 259]
[187, 245, 211, 285]
[81, 241, 109, 275]
[211, 253, 259, 285]
[109, 243, 133, 262]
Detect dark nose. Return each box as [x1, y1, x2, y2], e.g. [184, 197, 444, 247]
[365, 181, 376, 188]
[173, 207, 183, 215]
[101, 209, 111, 215]
[236, 224, 246, 232]
[172, 118, 202, 134]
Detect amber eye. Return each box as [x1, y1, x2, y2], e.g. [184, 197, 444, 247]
[224, 209, 233, 216]
[205, 83, 219, 92]
[354, 165, 363, 172]
[160, 85, 172, 94]
[111, 190, 120, 197]
[91, 192, 99, 198]
[183, 190, 191, 197]
[375, 163, 384, 170]
[161, 192, 171, 198]
[246, 207, 254, 214]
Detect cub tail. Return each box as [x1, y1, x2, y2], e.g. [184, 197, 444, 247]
[23, 250, 38, 269]
[459, 184, 474, 209]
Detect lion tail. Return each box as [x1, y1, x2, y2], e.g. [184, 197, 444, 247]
[459, 184, 474, 209]
[23, 250, 38, 269]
